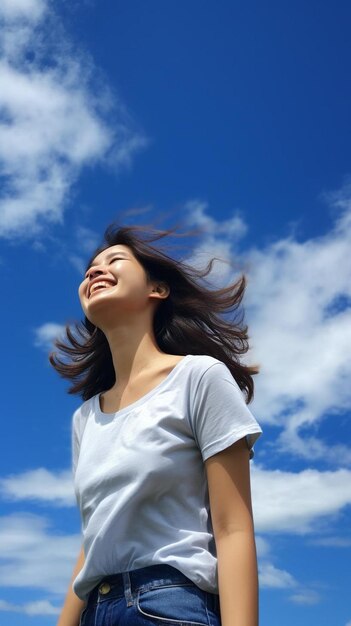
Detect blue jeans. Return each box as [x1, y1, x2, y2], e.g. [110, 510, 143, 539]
[79, 563, 221, 625]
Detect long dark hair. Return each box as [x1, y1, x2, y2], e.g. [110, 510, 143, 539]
[49, 222, 259, 402]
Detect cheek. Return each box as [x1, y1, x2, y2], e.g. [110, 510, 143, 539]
[78, 283, 88, 306]
[124, 266, 148, 289]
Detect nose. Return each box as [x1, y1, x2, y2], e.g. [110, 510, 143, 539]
[86, 266, 106, 280]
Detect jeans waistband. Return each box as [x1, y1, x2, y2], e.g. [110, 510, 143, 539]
[88, 564, 209, 605]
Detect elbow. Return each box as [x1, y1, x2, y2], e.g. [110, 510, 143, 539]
[213, 519, 256, 542]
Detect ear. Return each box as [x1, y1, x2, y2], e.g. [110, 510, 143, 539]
[149, 282, 170, 300]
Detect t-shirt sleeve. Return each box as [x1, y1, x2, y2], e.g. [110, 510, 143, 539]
[72, 407, 81, 480]
[71, 402, 91, 482]
[190, 361, 262, 461]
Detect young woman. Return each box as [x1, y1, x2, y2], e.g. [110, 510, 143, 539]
[52, 222, 262, 626]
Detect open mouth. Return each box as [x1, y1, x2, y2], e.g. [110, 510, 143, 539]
[88, 280, 117, 298]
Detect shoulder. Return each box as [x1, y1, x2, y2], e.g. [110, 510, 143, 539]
[187, 354, 233, 379]
[185, 354, 238, 392]
[72, 396, 95, 438]
[185, 355, 248, 412]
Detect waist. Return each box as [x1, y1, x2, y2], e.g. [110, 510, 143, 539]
[88, 563, 214, 605]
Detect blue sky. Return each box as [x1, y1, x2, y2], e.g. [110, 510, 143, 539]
[0, 1, 350, 625]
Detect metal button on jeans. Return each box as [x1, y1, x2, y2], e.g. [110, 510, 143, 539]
[99, 583, 111, 594]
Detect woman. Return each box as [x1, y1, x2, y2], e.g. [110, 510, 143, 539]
[52, 222, 262, 626]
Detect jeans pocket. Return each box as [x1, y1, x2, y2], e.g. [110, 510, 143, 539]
[136, 583, 209, 625]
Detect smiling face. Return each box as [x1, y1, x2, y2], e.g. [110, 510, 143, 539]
[78, 244, 169, 329]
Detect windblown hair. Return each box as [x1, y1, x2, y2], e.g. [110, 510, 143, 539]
[49, 222, 259, 403]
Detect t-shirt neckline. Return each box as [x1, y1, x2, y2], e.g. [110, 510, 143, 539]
[94, 354, 193, 418]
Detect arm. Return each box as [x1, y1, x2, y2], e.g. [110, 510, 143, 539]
[205, 437, 259, 626]
[56, 545, 86, 626]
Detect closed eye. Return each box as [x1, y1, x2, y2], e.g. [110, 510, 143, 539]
[84, 255, 129, 278]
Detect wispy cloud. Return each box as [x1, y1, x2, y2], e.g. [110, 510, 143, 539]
[258, 554, 320, 603]
[185, 200, 247, 240]
[1, 455, 349, 600]
[184, 199, 248, 283]
[0, 0, 46, 21]
[0, 468, 75, 506]
[258, 562, 297, 589]
[3, 463, 351, 537]
[0, 0, 147, 239]
[33, 322, 66, 351]
[245, 184, 351, 463]
[308, 536, 351, 547]
[252, 466, 351, 534]
[0, 513, 80, 593]
[288, 590, 321, 605]
[68, 225, 101, 274]
[0, 598, 60, 616]
[185, 183, 351, 464]
[255, 536, 271, 558]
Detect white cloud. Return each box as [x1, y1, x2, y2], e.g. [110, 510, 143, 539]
[3, 463, 351, 538]
[184, 200, 248, 284]
[255, 535, 271, 558]
[259, 562, 297, 589]
[75, 226, 100, 255]
[0, 1, 147, 239]
[245, 186, 351, 462]
[258, 559, 320, 604]
[185, 186, 351, 464]
[0, 0, 46, 21]
[69, 254, 87, 275]
[308, 536, 351, 547]
[0, 513, 80, 593]
[256, 538, 300, 592]
[0, 598, 60, 616]
[0, 468, 75, 506]
[1, 464, 347, 599]
[33, 322, 66, 350]
[185, 200, 247, 239]
[68, 225, 101, 274]
[252, 466, 351, 534]
[288, 590, 321, 605]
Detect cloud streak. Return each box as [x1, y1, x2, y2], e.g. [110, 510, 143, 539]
[288, 590, 321, 605]
[2, 464, 351, 536]
[0, 513, 80, 593]
[0, 0, 147, 239]
[33, 323, 67, 351]
[0, 598, 60, 616]
[258, 562, 297, 589]
[252, 466, 351, 534]
[0, 0, 46, 21]
[0, 468, 75, 506]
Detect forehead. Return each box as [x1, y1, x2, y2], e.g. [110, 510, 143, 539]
[90, 244, 133, 266]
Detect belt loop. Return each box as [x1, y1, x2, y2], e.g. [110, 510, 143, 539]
[122, 571, 133, 606]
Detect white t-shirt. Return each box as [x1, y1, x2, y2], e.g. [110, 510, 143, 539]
[71, 354, 262, 601]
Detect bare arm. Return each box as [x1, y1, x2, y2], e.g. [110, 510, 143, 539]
[57, 545, 86, 626]
[205, 437, 259, 626]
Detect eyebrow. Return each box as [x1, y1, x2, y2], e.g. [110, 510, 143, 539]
[88, 250, 129, 268]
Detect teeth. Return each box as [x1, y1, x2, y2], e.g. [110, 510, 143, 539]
[89, 281, 115, 296]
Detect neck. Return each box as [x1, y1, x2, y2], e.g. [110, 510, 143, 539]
[102, 320, 165, 387]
